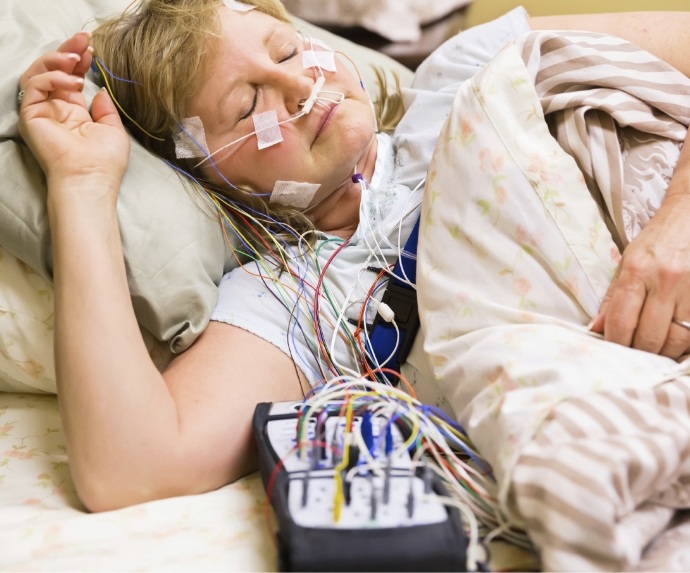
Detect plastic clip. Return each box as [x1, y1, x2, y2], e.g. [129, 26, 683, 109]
[370, 281, 420, 372]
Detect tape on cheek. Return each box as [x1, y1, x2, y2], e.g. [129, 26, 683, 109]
[224, 0, 255, 11]
[270, 181, 320, 209]
[253, 110, 284, 150]
[302, 50, 337, 72]
[172, 116, 210, 159]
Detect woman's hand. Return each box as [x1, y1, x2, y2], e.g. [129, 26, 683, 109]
[17, 31, 130, 196]
[590, 191, 690, 359]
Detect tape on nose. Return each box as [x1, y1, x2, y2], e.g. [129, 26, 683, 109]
[302, 50, 337, 72]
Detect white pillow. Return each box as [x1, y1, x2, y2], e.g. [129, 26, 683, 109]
[281, 0, 473, 42]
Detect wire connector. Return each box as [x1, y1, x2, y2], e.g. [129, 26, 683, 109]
[302, 76, 326, 114]
[377, 302, 395, 323]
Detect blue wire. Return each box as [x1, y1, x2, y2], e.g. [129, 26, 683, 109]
[92, 56, 141, 85]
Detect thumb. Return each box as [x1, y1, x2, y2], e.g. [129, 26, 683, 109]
[589, 306, 607, 334]
[90, 88, 124, 129]
[589, 270, 619, 333]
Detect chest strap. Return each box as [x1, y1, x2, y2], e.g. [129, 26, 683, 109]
[367, 216, 421, 383]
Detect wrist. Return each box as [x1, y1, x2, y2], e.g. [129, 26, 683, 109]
[47, 179, 122, 235]
[659, 190, 690, 217]
[47, 172, 122, 207]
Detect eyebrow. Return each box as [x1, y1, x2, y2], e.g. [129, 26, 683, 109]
[214, 25, 281, 128]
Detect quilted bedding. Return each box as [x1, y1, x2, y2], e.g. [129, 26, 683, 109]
[418, 30, 690, 570]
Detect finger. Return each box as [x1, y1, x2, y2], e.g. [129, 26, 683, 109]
[56, 30, 92, 59]
[55, 31, 93, 77]
[589, 267, 620, 334]
[90, 89, 124, 129]
[20, 52, 81, 89]
[632, 297, 673, 354]
[659, 321, 690, 359]
[589, 296, 610, 334]
[20, 32, 92, 87]
[73, 45, 94, 78]
[602, 274, 646, 347]
[21, 71, 85, 111]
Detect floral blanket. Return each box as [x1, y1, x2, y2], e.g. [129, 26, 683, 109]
[418, 30, 690, 570]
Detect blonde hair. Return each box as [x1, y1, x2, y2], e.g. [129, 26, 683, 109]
[91, 0, 404, 246]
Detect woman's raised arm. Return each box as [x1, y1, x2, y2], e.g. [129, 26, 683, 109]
[18, 33, 304, 512]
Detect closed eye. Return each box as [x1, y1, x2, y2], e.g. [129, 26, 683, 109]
[279, 47, 298, 63]
[239, 90, 258, 121]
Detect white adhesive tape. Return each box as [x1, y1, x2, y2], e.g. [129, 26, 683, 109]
[253, 110, 284, 150]
[172, 116, 210, 159]
[224, 0, 255, 11]
[271, 181, 320, 209]
[302, 51, 337, 73]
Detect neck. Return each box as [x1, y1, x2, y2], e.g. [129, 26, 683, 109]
[309, 135, 379, 239]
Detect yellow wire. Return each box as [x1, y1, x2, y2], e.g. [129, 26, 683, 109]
[332, 398, 354, 522]
[93, 59, 165, 142]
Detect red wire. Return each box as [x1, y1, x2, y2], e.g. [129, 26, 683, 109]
[311, 237, 351, 376]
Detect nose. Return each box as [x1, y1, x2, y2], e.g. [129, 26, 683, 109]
[263, 64, 316, 116]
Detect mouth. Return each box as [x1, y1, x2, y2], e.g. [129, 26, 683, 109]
[314, 103, 337, 140]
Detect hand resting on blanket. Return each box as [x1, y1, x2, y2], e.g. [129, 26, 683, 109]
[529, 14, 690, 359]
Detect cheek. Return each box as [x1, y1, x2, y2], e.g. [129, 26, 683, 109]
[221, 142, 307, 191]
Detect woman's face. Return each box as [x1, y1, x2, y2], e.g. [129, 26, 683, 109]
[186, 6, 377, 209]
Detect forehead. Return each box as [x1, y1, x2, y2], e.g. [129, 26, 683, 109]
[214, 6, 292, 59]
[187, 8, 293, 121]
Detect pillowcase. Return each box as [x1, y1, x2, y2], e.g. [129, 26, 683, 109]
[0, 243, 173, 394]
[0, 0, 414, 393]
[281, 0, 473, 42]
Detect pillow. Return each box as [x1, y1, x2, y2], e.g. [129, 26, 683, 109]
[0, 0, 414, 393]
[1, 0, 239, 356]
[281, 0, 473, 42]
[0, 243, 173, 394]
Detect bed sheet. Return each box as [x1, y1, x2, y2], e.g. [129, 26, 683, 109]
[0, 393, 274, 571]
[0, 384, 541, 571]
[4, 387, 689, 571]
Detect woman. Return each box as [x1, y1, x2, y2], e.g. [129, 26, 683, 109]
[17, 0, 690, 523]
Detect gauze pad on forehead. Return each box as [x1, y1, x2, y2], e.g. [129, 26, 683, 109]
[271, 181, 320, 209]
[253, 110, 284, 150]
[172, 116, 210, 159]
[302, 51, 337, 73]
[224, 0, 255, 11]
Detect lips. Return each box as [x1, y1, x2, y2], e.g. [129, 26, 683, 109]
[314, 103, 337, 140]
